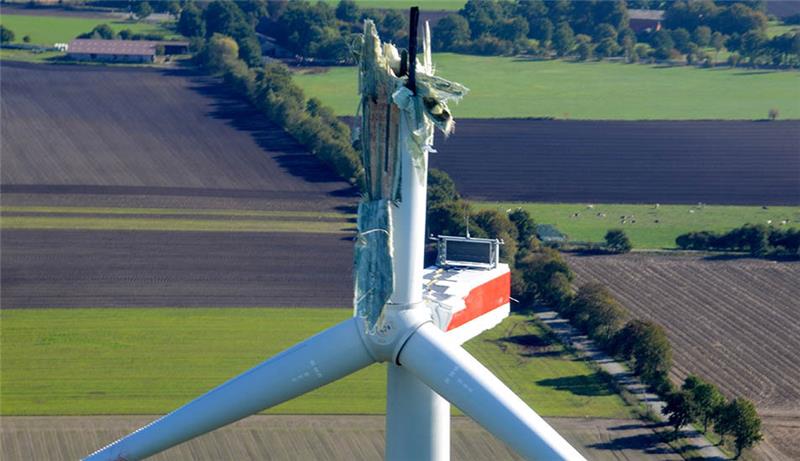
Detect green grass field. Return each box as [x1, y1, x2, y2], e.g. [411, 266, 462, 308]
[0, 14, 175, 46]
[294, 54, 800, 119]
[477, 202, 800, 249]
[0, 206, 355, 234]
[0, 309, 630, 418]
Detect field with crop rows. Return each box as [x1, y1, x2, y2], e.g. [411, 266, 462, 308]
[565, 253, 800, 461]
[430, 119, 800, 206]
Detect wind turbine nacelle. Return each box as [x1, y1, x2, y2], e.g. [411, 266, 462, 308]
[424, 236, 511, 345]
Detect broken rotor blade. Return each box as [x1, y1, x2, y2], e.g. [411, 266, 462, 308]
[399, 322, 587, 461]
[84, 317, 374, 461]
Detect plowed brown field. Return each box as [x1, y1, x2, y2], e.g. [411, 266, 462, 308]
[565, 253, 800, 460]
[429, 119, 800, 205]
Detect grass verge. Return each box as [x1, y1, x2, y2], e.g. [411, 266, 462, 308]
[0, 309, 631, 418]
[294, 54, 800, 119]
[476, 202, 800, 249]
[0, 206, 355, 234]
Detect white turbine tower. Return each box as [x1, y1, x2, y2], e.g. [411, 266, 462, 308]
[85, 9, 586, 461]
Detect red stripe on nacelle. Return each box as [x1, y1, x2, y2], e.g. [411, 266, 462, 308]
[446, 271, 511, 331]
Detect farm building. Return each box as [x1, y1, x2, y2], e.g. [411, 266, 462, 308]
[628, 9, 664, 33]
[66, 39, 189, 63]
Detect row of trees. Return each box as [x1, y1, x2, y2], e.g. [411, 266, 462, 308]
[676, 224, 800, 258]
[664, 375, 762, 458]
[178, 0, 408, 63]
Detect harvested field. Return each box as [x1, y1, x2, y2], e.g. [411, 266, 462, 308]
[565, 253, 800, 460]
[1, 230, 353, 309]
[429, 119, 800, 205]
[0, 415, 681, 461]
[0, 62, 356, 208]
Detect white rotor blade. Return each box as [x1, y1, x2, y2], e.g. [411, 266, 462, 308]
[84, 317, 374, 461]
[399, 322, 587, 461]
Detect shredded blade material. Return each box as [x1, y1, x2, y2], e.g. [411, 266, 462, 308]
[353, 19, 468, 333]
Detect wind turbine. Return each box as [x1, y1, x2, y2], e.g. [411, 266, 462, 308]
[85, 9, 586, 461]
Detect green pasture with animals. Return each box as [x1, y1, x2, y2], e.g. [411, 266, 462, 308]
[476, 202, 800, 250]
[294, 54, 800, 120]
[0, 309, 630, 419]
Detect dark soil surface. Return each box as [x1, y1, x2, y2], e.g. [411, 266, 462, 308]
[429, 119, 800, 205]
[1, 229, 353, 309]
[768, 0, 800, 18]
[0, 62, 357, 209]
[566, 252, 800, 461]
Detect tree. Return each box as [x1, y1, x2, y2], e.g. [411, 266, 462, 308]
[714, 3, 767, 36]
[684, 378, 726, 433]
[166, 1, 181, 19]
[495, 17, 529, 42]
[201, 33, 240, 74]
[663, 390, 698, 434]
[569, 282, 625, 344]
[575, 34, 594, 61]
[553, 22, 575, 57]
[179, 3, 206, 37]
[134, 1, 153, 21]
[529, 17, 553, 44]
[0, 25, 14, 44]
[508, 208, 536, 247]
[22, 35, 31, 43]
[605, 229, 632, 253]
[204, 1, 261, 67]
[517, 248, 573, 305]
[596, 37, 620, 58]
[460, 0, 504, 39]
[718, 398, 762, 458]
[693, 26, 711, 47]
[711, 31, 725, 64]
[379, 9, 407, 44]
[335, 0, 359, 23]
[613, 319, 672, 389]
[433, 14, 471, 51]
[653, 29, 675, 60]
[671, 28, 693, 54]
[81, 24, 115, 40]
[768, 108, 779, 121]
[427, 169, 460, 205]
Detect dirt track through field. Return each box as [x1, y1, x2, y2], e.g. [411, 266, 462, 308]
[0, 415, 682, 461]
[428, 119, 800, 205]
[565, 253, 800, 460]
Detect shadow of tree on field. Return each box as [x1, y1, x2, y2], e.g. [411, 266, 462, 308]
[588, 432, 678, 456]
[165, 68, 358, 200]
[536, 373, 617, 397]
